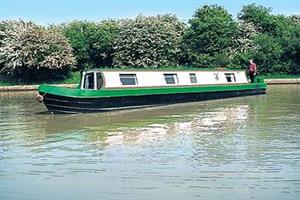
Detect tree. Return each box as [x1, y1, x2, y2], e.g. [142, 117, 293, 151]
[112, 14, 186, 68]
[184, 5, 238, 68]
[0, 20, 75, 80]
[88, 20, 121, 67]
[238, 4, 300, 74]
[238, 4, 274, 34]
[58, 20, 121, 69]
[252, 33, 285, 74]
[279, 25, 300, 74]
[56, 21, 91, 69]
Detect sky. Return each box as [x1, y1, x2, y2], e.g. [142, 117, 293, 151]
[1, 0, 300, 25]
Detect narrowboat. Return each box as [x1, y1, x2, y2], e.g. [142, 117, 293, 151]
[37, 69, 267, 114]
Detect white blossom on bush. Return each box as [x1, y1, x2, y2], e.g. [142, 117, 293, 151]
[112, 14, 186, 68]
[230, 21, 260, 56]
[0, 20, 75, 79]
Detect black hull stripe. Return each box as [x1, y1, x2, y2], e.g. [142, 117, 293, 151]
[45, 104, 160, 114]
[45, 97, 93, 104]
[46, 103, 157, 111]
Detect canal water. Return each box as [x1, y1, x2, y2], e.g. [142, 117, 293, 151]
[0, 85, 299, 200]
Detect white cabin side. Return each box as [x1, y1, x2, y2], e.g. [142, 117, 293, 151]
[101, 70, 249, 89]
[80, 70, 249, 90]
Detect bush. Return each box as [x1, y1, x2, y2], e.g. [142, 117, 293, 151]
[112, 14, 186, 68]
[238, 4, 300, 74]
[0, 20, 75, 81]
[229, 21, 259, 68]
[58, 20, 121, 69]
[252, 34, 284, 74]
[238, 4, 274, 34]
[184, 5, 238, 68]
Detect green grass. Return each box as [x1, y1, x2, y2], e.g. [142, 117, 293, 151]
[55, 71, 81, 84]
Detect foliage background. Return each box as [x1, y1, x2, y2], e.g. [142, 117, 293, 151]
[183, 5, 238, 68]
[0, 4, 299, 82]
[112, 14, 186, 68]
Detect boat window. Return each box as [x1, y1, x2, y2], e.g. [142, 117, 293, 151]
[83, 72, 95, 89]
[164, 73, 179, 84]
[189, 73, 197, 83]
[119, 74, 138, 85]
[96, 72, 103, 89]
[225, 73, 236, 82]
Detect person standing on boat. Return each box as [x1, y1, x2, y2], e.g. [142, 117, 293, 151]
[249, 59, 257, 83]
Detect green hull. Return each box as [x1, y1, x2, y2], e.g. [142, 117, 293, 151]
[38, 82, 267, 99]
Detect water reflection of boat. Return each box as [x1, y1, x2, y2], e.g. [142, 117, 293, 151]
[37, 69, 266, 114]
[91, 105, 250, 147]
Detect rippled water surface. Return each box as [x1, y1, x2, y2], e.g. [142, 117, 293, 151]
[0, 85, 300, 200]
